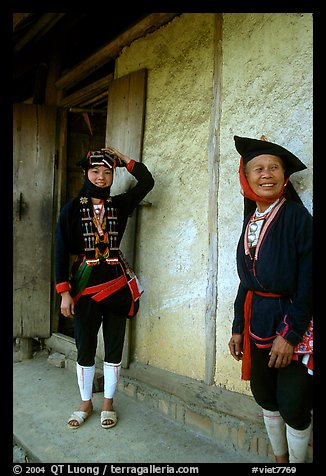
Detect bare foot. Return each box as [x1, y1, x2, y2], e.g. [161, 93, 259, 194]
[102, 397, 115, 426]
[68, 400, 93, 428]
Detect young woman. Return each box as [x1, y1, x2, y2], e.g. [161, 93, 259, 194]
[55, 146, 154, 429]
[228, 135, 313, 463]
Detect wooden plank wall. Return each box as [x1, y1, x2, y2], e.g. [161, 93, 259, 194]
[13, 104, 57, 338]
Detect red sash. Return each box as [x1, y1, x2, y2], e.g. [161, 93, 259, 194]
[73, 275, 127, 304]
[242, 290, 282, 380]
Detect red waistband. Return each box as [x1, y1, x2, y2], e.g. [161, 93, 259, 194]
[73, 275, 127, 303]
[255, 291, 283, 298]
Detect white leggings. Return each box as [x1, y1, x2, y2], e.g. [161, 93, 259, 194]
[103, 361, 121, 399]
[263, 409, 312, 463]
[76, 361, 121, 401]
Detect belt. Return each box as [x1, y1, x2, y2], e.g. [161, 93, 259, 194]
[255, 291, 283, 298]
[74, 275, 127, 303]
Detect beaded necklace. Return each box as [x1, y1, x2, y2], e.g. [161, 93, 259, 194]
[92, 201, 105, 238]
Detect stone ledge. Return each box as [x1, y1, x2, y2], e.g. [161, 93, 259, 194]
[122, 361, 263, 424]
[118, 362, 275, 461]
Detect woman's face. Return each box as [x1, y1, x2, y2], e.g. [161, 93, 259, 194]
[245, 154, 286, 201]
[87, 166, 113, 188]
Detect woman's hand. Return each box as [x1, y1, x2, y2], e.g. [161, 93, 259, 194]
[60, 291, 75, 318]
[228, 334, 244, 361]
[102, 145, 131, 166]
[268, 335, 294, 368]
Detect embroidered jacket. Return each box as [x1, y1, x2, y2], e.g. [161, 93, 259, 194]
[55, 161, 154, 294]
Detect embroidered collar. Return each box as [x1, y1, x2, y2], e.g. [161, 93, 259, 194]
[244, 197, 286, 266]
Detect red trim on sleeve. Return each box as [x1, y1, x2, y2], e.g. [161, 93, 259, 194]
[56, 282, 71, 294]
[126, 160, 136, 173]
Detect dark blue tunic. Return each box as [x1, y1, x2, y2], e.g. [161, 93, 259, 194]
[232, 200, 313, 347]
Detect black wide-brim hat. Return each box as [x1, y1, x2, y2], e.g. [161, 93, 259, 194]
[76, 150, 116, 170]
[234, 135, 307, 176]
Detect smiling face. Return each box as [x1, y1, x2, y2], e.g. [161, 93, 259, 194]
[245, 154, 286, 211]
[87, 165, 113, 188]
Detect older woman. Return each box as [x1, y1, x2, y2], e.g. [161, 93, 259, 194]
[228, 135, 313, 463]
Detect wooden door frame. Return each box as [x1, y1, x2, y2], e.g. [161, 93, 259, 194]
[105, 68, 147, 368]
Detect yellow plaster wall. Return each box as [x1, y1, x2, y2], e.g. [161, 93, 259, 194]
[116, 13, 216, 379]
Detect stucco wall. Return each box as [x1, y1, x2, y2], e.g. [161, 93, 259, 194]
[115, 13, 313, 392]
[116, 13, 215, 379]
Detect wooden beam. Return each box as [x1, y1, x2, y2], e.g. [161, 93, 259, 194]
[56, 13, 179, 91]
[69, 107, 107, 114]
[14, 13, 66, 53]
[13, 13, 33, 31]
[204, 14, 223, 385]
[79, 91, 108, 108]
[58, 74, 113, 108]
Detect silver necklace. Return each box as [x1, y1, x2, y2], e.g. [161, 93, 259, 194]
[247, 199, 280, 246]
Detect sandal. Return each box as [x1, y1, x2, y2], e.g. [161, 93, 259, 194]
[67, 410, 92, 429]
[101, 410, 118, 429]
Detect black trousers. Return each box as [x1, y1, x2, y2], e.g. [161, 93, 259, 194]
[73, 289, 130, 367]
[250, 344, 313, 430]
